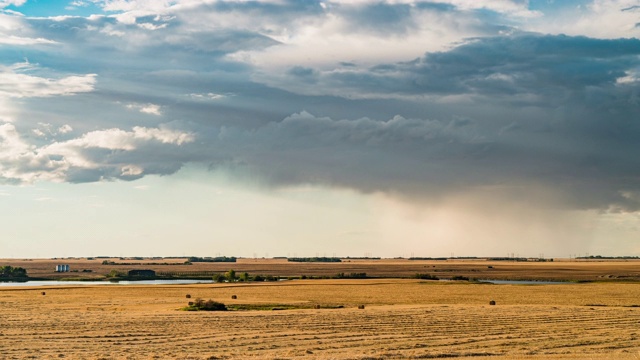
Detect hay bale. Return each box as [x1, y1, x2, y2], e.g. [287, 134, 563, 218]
[489, 300, 496, 306]
[358, 305, 365, 309]
[231, 295, 237, 299]
[188, 301, 194, 306]
[186, 294, 191, 298]
[41, 292, 46, 296]
[314, 304, 321, 309]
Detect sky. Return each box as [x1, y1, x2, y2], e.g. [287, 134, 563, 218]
[1, 0, 640, 258]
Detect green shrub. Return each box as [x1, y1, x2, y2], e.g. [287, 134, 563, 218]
[184, 298, 227, 311]
[414, 273, 439, 280]
[0, 266, 27, 279]
[334, 272, 368, 279]
[106, 270, 123, 278]
[451, 275, 469, 281]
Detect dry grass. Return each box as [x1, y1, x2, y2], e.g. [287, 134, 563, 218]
[1, 280, 640, 359]
[3, 257, 640, 281]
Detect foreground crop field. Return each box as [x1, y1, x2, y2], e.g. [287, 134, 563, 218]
[1, 280, 640, 359]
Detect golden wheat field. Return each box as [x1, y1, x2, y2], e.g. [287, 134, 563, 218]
[4, 258, 640, 281]
[1, 280, 640, 359]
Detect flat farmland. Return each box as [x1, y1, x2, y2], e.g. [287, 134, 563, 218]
[3, 258, 640, 281]
[1, 280, 640, 359]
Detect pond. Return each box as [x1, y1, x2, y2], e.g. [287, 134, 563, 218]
[0, 279, 574, 287]
[479, 279, 571, 285]
[0, 279, 215, 287]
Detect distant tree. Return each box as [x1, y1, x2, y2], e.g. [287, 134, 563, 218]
[0, 266, 27, 279]
[106, 270, 122, 278]
[226, 269, 236, 282]
[213, 273, 226, 283]
[240, 272, 250, 282]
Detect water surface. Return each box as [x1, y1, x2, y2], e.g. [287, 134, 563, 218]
[0, 279, 214, 287]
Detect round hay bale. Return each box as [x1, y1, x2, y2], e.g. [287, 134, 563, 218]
[41, 292, 46, 296]
[186, 294, 191, 298]
[231, 295, 237, 299]
[188, 301, 194, 306]
[314, 304, 321, 309]
[358, 305, 365, 309]
[489, 300, 496, 306]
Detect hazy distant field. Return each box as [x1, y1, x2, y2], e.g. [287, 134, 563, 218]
[3, 257, 640, 281]
[1, 280, 640, 359]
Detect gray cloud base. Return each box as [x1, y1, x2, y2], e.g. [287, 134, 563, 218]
[1, 3, 640, 213]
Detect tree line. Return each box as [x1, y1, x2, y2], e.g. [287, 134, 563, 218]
[0, 266, 27, 279]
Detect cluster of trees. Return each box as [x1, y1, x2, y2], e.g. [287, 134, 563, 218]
[414, 273, 439, 280]
[334, 272, 368, 279]
[188, 256, 236, 263]
[101, 260, 185, 266]
[210, 271, 373, 282]
[288, 257, 342, 263]
[213, 270, 279, 283]
[0, 266, 27, 279]
[577, 255, 639, 259]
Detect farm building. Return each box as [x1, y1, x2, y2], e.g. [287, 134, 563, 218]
[127, 270, 156, 277]
[55, 265, 70, 272]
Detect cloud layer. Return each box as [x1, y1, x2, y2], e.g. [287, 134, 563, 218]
[2, 0, 640, 214]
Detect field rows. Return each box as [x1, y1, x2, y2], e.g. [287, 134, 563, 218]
[2, 305, 640, 359]
[1, 281, 640, 359]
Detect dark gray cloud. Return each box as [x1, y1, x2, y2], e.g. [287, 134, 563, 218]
[182, 108, 640, 212]
[3, 3, 640, 214]
[341, 2, 416, 35]
[307, 34, 640, 101]
[180, 34, 640, 211]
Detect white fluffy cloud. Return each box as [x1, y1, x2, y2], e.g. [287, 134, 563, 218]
[0, 123, 194, 183]
[32, 123, 74, 138]
[126, 103, 162, 115]
[0, 62, 96, 98]
[527, 0, 640, 39]
[0, 123, 66, 182]
[0, 0, 26, 8]
[0, 14, 58, 45]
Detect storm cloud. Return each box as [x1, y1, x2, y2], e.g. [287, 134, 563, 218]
[2, 0, 640, 214]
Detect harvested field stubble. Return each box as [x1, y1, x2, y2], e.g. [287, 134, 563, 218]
[0, 280, 639, 359]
